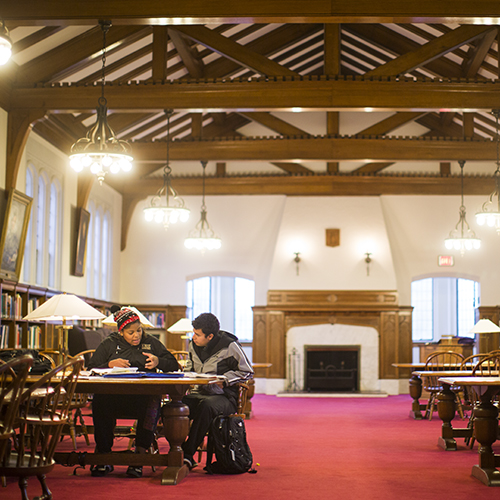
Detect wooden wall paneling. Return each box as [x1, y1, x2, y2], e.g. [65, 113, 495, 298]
[164, 305, 188, 351]
[252, 290, 412, 382]
[380, 312, 398, 379]
[478, 306, 500, 353]
[267, 290, 399, 309]
[396, 308, 413, 378]
[268, 311, 285, 379]
[251, 307, 269, 378]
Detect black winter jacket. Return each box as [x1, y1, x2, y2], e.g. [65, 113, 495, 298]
[88, 331, 178, 373]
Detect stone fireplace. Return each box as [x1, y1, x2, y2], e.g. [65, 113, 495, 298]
[286, 323, 380, 392]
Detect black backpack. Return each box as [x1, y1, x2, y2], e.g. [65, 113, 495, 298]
[205, 415, 256, 474]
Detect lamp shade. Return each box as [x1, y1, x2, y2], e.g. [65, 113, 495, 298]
[102, 306, 155, 329]
[23, 293, 106, 322]
[469, 319, 500, 334]
[167, 318, 193, 334]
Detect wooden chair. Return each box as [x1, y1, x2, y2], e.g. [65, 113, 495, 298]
[463, 353, 500, 449]
[0, 357, 83, 500]
[459, 353, 490, 410]
[0, 355, 34, 467]
[422, 351, 465, 420]
[170, 350, 189, 370]
[62, 349, 96, 449]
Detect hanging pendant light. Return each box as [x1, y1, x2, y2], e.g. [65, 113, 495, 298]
[444, 160, 481, 256]
[69, 20, 133, 185]
[475, 109, 500, 232]
[143, 110, 190, 229]
[0, 21, 12, 66]
[184, 161, 221, 252]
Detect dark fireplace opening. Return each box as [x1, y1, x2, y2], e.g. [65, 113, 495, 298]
[305, 346, 359, 392]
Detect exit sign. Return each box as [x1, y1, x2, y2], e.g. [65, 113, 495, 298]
[438, 255, 454, 267]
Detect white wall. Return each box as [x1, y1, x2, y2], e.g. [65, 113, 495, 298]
[120, 195, 286, 305]
[268, 196, 397, 290]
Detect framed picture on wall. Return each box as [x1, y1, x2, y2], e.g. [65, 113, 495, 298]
[0, 189, 33, 281]
[72, 207, 90, 277]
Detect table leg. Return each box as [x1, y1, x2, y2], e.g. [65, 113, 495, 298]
[409, 374, 424, 420]
[437, 383, 458, 450]
[471, 388, 500, 486]
[160, 394, 191, 485]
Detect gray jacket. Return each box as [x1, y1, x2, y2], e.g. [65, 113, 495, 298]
[185, 330, 253, 405]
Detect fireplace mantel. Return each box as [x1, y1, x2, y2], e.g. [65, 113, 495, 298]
[253, 289, 412, 382]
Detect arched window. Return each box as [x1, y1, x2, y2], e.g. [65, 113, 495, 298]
[86, 201, 94, 298]
[35, 175, 46, 284]
[101, 212, 111, 299]
[93, 209, 101, 298]
[23, 165, 34, 282]
[23, 162, 63, 288]
[85, 202, 112, 300]
[411, 276, 480, 342]
[186, 275, 255, 342]
[48, 180, 60, 288]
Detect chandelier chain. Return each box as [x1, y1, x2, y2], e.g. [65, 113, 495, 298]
[99, 21, 111, 102]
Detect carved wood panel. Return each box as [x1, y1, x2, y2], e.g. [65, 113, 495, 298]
[253, 290, 412, 381]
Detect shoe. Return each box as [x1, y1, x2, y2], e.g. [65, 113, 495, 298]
[126, 465, 143, 478]
[90, 464, 114, 477]
[183, 456, 198, 470]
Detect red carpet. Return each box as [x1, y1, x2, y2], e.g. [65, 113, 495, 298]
[3, 394, 500, 499]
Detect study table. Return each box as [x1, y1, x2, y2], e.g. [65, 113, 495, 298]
[53, 374, 218, 485]
[438, 377, 500, 486]
[392, 363, 472, 419]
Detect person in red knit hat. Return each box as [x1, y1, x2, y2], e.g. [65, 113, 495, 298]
[88, 306, 178, 478]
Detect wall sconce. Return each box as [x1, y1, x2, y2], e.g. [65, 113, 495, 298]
[364, 252, 372, 276]
[293, 252, 301, 275]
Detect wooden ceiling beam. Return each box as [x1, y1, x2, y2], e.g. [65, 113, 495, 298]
[76, 43, 152, 85]
[238, 112, 309, 136]
[202, 24, 320, 79]
[366, 25, 497, 77]
[462, 29, 498, 78]
[129, 136, 499, 162]
[16, 26, 147, 84]
[356, 112, 427, 136]
[113, 172, 499, 198]
[168, 28, 205, 79]
[171, 25, 298, 77]
[12, 26, 64, 54]
[345, 24, 466, 79]
[14, 78, 500, 112]
[4, 1, 500, 24]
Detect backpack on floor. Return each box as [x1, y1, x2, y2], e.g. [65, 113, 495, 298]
[205, 415, 256, 474]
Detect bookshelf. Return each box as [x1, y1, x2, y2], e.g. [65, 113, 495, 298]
[0, 282, 187, 355]
[0, 280, 115, 353]
[134, 304, 187, 350]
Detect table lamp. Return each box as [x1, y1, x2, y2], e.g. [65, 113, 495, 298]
[469, 318, 500, 353]
[102, 306, 155, 329]
[23, 293, 106, 359]
[167, 318, 193, 350]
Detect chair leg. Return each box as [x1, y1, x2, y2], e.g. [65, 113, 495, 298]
[18, 476, 29, 500]
[427, 393, 436, 420]
[76, 408, 90, 446]
[37, 473, 53, 500]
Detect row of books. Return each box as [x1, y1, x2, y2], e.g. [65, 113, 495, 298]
[1, 293, 23, 320]
[27, 325, 43, 349]
[143, 311, 165, 328]
[0, 324, 23, 349]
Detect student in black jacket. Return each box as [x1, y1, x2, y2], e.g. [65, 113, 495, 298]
[87, 307, 178, 478]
